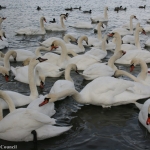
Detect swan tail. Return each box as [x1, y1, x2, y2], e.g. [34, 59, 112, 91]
[35, 125, 72, 141]
[134, 102, 143, 110]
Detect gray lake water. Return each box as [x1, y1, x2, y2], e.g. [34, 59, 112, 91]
[0, 0, 150, 149]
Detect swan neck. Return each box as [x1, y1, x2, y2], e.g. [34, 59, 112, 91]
[63, 35, 70, 43]
[35, 46, 50, 57]
[104, 8, 108, 19]
[108, 54, 119, 71]
[114, 35, 121, 54]
[40, 18, 45, 31]
[130, 17, 133, 32]
[60, 17, 65, 29]
[134, 28, 141, 50]
[78, 37, 85, 50]
[65, 65, 73, 82]
[138, 60, 147, 80]
[4, 51, 14, 71]
[0, 91, 16, 120]
[101, 38, 106, 51]
[97, 25, 102, 40]
[28, 59, 39, 99]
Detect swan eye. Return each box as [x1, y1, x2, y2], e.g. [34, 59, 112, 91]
[51, 44, 54, 46]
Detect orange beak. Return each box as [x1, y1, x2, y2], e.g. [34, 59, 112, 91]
[146, 117, 150, 125]
[40, 81, 44, 89]
[5, 75, 9, 82]
[39, 98, 49, 107]
[51, 46, 58, 51]
[108, 33, 114, 37]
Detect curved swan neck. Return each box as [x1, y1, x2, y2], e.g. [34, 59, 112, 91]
[40, 17, 45, 31]
[57, 41, 68, 65]
[35, 46, 50, 57]
[104, 7, 108, 19]
[4, 50, 16, 71]
[28, 58, 39, 99]
[130, 16, 133, 32]
[134, 27, 141, 50]
[60, 16, 65, 29]
[97, 24, 102, 40]
[101, 36, 107, 51]
[63, 35, 74, 43]
[114, 34, 121, 54]
[108, 54, 120, 71]
[0, 90, 16, 120]
[138, 59, 147, 80]
[78, 36, 85, 50]
[116, 70, 141, 83]
[65, 64, 74, 82]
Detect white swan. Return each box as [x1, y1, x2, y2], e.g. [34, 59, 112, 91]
[0, 57, 48, 109]
[90, 7, 108, 23]
[0, 90, 71, 141]
[85, 35, 108, 59]
[134, 99, 150, 132]
[50, 64, 78, 100]
[15, 17, 47, 35]
[81, 50, 126, 80]
[130, 58, 150, 86]
[111, 15, 138, 36]
[109, 31, 142, 52]
[45, 15, 66, 31]
[121, 26, 146, 50]
[0, 30, 8, 49]
[39, 75, 148, 108]
[39, 34, 77, 47]
[145, 38, 150, 47]
[69, 21, 93, 29]
[54, 35, 88, 54]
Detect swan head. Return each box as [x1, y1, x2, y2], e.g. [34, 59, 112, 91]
[79, 36, 88, 45]
[108, 32, 120, 39]
[51, 40, 63, 50]
[11, 51, 17, 63]
[97, 22, 104, 28]
[0, 52, 5, 58]
[130, 58, 141, 72]
[114, 50, 126, 59]
[131, 15, 138, 20]
[67, 64, 79, 74]
[146, 105, 150, 125]
[0, 30, 6, 39]
[39, 94, 58, 106]
[60, 14, 66, 20]
[137, 27, 146, 35]
[41, 17, 47, 23]
[105, 7, 108, 11]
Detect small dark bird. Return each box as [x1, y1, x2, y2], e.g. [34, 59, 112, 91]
[83, 10, 92, 13]
[49, 18, 56, 23]
[139, 5, 146, 9]
[74, 6, 81, 10]
[65, 7, 72, 11]
[0, 5, 6, 9]
[37, 6, 41, 11]
[120, 6, 127, 11]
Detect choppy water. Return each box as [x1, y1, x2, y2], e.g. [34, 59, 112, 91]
[0, 0, 150, 149]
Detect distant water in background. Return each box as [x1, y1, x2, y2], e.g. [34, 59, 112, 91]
[0, 0, 150, 149]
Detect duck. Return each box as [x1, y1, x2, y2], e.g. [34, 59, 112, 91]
[37, 6, 41, 10]
[134, 99, 150, 133]
[0, 57, 48, 109]
[90, 7, 108, 23]
[51, 40, 100, 70]
[54, 35, 88, 54]
[65, 7, 72, 11]
[0, 5, 6, 9]
[120, 7, 127, 11]
[130, 58, 150, 86]
[0, 90, 71, 142]
[139, 5, 146, 9]
[83, 10, 92, 13]
[49, 18, 56, 23]
[39, 73, 149, 108]
[81, 50, 126, 80]
[50, 64, 78, 100]
[74, 6, 81, 10]
[0, 30, 8, 49]
[112, 15, 138, 36]
[45, 14, 66, 31]
[15, 17, 46, 35]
